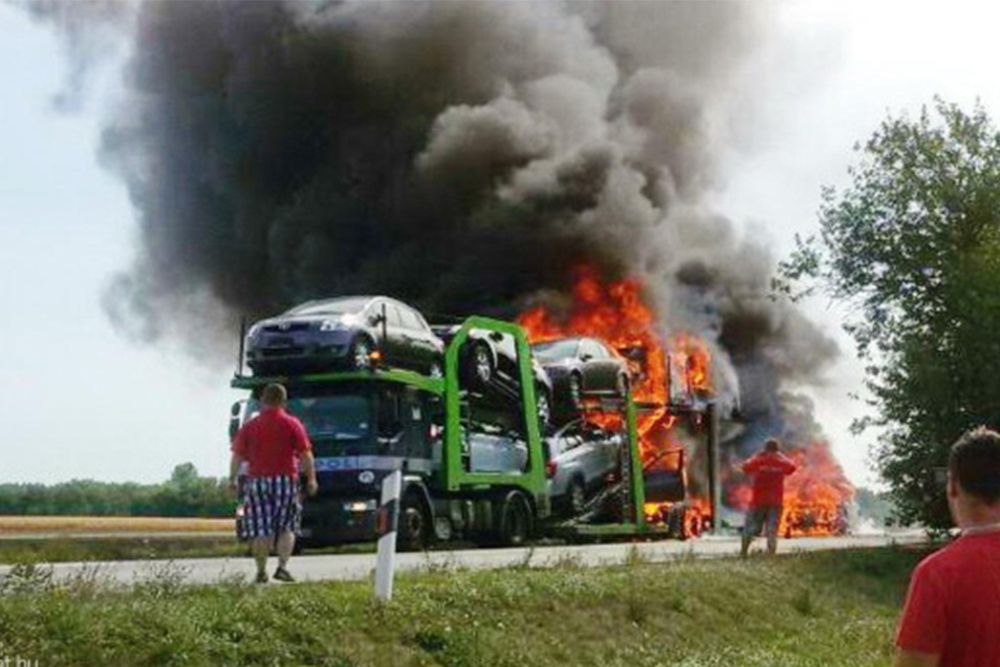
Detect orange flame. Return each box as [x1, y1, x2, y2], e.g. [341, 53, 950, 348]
[517, 266, 712, 529]
[727, 444, 854, 537]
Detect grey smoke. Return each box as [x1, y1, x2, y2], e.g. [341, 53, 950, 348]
[30, 1, 847, 495]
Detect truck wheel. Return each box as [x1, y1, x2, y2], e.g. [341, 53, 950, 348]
[497, 491, 533, 547]
[397, 492, 432, 552]
[349, 337, 374, 371]
[680, 506, 703, 541]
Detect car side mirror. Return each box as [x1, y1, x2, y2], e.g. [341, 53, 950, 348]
[580, 353, 593, 362]
[489, 331, 504, 342]
[230, 401, 243, 417]
[369, 314, 384, 327]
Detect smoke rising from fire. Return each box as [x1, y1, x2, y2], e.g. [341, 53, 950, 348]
[29, 1, 850, 505]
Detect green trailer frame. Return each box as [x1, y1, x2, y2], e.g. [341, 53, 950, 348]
[231, 316, 659, 537]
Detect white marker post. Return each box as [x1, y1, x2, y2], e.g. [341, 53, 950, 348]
[374, 469, 402, 601]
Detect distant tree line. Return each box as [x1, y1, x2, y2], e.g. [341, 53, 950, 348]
[0, 463, 233, 518]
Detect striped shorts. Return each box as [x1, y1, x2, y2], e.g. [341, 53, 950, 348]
[242, 475, 301, 539]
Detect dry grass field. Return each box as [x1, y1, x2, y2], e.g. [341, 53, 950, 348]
[0, 515, 234, 535]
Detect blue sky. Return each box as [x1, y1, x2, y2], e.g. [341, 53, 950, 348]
[1, 5, 237, 483]
[2, 2, 998, 486]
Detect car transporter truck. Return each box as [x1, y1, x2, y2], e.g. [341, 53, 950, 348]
[229, 316, 722, 550]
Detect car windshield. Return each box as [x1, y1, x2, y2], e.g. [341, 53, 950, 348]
[532, 339, 580, 361]
[245, 395, 371, 441]
[285, 297, 370, 317]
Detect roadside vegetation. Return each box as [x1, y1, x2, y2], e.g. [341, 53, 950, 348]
[0, 546, 924, 666]
[779, 99, 1000, 528]
[0, 463, 232, 517]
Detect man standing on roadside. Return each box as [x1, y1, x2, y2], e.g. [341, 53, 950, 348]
[230, 383, 318, 584]
[740, 438, 797, 557]
[894, 426, 1000, 667]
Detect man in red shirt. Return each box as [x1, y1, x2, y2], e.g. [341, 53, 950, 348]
[895, 426, 1000, 667]
[229, 383, 318, 584]
[740, 438, 797, 557]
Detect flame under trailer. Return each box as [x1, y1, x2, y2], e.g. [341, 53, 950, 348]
[229, 317, 721, 549]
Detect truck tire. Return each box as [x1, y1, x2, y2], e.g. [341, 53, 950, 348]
[397, 491, 432, 552]
[496, 490, 533, 547]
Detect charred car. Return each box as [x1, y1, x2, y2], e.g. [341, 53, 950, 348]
[246, 296, 444, 377]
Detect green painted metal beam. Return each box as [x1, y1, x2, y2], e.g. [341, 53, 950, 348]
[441, 317, 546, 499]
[231, 368, 445, 394]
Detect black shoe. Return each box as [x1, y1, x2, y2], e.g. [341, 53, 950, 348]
[273, 566, 295, 583]
[255, 570, 269, 584]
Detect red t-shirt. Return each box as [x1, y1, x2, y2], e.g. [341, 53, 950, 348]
[742, 452, 797, 508]
[231, 407, 312, 478]
[896, 530, 1000, 666]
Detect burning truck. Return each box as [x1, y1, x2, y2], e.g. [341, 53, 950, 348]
[516, 267, 855, 538]
[231, 266, 854, 549]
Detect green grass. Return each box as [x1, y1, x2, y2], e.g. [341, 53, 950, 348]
[0, 546, 926, 667]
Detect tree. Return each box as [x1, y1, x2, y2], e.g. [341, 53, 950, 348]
[779, 99, 1000, 528]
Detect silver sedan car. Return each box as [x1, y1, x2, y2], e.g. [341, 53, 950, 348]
[544, 420, 624, 516]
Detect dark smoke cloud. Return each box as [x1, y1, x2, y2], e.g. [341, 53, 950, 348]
[30, 1, 844, 480]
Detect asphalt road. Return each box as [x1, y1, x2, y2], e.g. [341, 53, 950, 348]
[0, 532, 926, 587]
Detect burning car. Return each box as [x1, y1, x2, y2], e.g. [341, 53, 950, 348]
[246, 296, 444, 377]
[531, 337, 632, 410]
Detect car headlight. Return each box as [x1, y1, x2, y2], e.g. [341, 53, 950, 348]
[320, 318, 347, 332]
[246, 323, 262, 339]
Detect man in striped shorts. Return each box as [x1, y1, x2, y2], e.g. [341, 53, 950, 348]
[229, 383, 318, 583]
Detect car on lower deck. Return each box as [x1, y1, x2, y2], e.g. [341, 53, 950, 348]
[245, 295, 444, 377]
[544, 419, 624, 516]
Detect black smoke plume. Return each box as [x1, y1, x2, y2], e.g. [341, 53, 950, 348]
[30, 1, 850, 502]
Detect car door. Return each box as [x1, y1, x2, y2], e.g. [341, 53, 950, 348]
[397, 303, 437, 370]
[367, 300, 406, 367]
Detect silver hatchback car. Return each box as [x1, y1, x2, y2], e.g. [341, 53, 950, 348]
[544, 420, 624, 516]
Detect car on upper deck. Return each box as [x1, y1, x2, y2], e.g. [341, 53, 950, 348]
[531, 337, 631, 411]
[245, 296, 444, 377]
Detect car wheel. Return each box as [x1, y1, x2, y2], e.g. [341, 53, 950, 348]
[615, 372, 629, 397]
[496, 491, 533, 547]
[471, 342, 494, 387]
[349, 337, 374, 371]
[535, 386, 551, 429]
[567, 477, 587, 516]
[398, 492, 432, 552]
[567, 373, 583, 409]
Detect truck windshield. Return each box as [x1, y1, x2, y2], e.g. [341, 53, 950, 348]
[245, 395, 371, 441]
